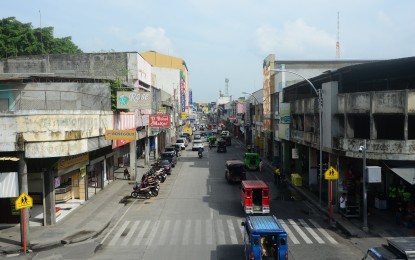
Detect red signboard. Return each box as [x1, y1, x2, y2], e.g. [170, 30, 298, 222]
[149, 114, 170, 127]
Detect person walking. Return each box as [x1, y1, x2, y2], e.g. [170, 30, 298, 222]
[259, 159, 264, 172]
[339, 193, 347, 215]
[274, 167, 281, 185]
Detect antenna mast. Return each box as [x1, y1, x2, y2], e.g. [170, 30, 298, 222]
[225, 78, 229, 97]
[336, 12, 340, 59]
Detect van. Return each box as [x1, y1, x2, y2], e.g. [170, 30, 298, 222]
[363, 237, 415, 259]
[240, 180, 270, 214]
[241, 215, 288, 260]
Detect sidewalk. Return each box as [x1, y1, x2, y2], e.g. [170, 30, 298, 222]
[238, 138, 415, 239]
[0, 157, 154, 256]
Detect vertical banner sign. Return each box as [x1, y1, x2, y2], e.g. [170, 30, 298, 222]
[180, 78, 186, 112]
[189, 89, 193, 106]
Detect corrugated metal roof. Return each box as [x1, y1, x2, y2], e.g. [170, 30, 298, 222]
[242, 180, 268, 189]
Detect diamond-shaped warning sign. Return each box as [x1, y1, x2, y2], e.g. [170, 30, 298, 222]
[15, 192, 33, 210]
[324, 166, 339, 180]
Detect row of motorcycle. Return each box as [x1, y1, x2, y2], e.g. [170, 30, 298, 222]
[130, 161, 170, 199]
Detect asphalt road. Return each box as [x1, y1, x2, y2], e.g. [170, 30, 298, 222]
[17, 140, 369, 260]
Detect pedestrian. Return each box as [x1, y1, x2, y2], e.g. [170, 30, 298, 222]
[259, 159, 264, 172]
[339, 193, 347, 215]
[274, 167, 281, 185]
[124, 167, 130, 180]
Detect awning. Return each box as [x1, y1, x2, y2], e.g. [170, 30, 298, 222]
[391, 168, 415, 185]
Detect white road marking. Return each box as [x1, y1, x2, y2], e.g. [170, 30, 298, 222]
[308, 219, 338, 244]
[279, 219, 300, 244]
[288, 219, 312, 244]
[157, 220, 171, 245]
[206, 219, 213, 245]
[227, 219, 238, 244]
[133, 220, 151, 246]
[298, 219, 324, 244]
[195, 219, 202, 245]
[109, 221, 130, 246]
[146, 220, 161, 246]
[182, 219, 192, 245]
[216, 219, 226, 245]
[169, 219, 181, 245]
[121, 220, 140, 246]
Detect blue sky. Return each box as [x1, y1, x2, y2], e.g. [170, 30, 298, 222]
[2, 0, 414, 102]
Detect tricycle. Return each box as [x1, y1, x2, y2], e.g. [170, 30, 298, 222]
[225, 159, 246, 182]
[244, 152, 260, 171]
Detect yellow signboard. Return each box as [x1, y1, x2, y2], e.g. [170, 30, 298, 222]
[181, 112, 188, 120]
[15, 193, 33, 210]
[105, 130, 136, 141]
[324, 166, 339, 180]
[183, 127, 193, 135]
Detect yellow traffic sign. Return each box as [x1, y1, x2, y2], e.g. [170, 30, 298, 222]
[324, 166, 339, 180]
[15, 193, 33, 210]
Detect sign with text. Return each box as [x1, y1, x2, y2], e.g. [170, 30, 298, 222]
[149, 114, 170, 127]
[105, 130, 136, 140]
[117, 91, 152, 109]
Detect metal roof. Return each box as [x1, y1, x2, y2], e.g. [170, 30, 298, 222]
[248, 215, 283, 232]
[242, 180, 268, 189]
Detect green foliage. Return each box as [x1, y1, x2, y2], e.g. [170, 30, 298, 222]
[0, 17, 82, 58]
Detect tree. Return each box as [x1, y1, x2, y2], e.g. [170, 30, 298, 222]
[0, 17, 82, 58]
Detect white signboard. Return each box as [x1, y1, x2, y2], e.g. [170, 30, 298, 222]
[117, 91, 152, 109]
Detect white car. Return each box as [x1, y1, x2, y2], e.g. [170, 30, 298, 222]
[175, 138, 186, 150]
[192, 140, 204, 151]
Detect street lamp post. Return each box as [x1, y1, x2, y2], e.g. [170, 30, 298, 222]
[360, 139, 369, 232]
[271, 69, 323, 205]
[242, 92, 259, 149]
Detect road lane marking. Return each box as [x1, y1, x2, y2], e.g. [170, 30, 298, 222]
[182, 219, 192, 245]
[121, 220, 140, 246]
[195, 219, 202, 245]
[216, 219, 226, 245]
[169, 219, 181, 245]
[308, 219, 338, 244]
[146, 220, 161, 246]
[109, 221, 130, 246]
[298, 219, 324, 244]
[100, 198, 140, 245]
[279, 219, 300, 244]
[157, 220, 171, 245]
[206, 219, 213, 245]
[227, 219, 238, 244]
[288, 219, 312, 244]
[133, 220, 151, 246]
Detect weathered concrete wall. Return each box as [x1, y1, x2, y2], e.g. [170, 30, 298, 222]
[346, 92, 370, 113]
[1, 53, 130, 82]
[408, 91, 415, 113]
[372, 91, 405, 113]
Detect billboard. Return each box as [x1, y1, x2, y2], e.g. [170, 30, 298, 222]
[149, 114, 170, 127]
[117, 91, 152, 109]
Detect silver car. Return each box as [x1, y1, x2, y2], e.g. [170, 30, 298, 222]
[192, 140, 204, 151]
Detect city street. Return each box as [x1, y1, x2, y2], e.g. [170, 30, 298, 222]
[22, 140, 366, 260]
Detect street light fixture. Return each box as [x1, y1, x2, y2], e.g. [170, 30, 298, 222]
[271, 69, 324, 206]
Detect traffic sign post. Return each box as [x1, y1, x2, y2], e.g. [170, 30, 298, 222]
[324, 167, 339, 225]
[15, 193, 32, 254]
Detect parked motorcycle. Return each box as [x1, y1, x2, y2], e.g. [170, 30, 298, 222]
[131, 183, 152, 199]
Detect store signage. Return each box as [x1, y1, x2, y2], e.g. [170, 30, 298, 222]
[149, 114, 170, 127]
[292, 148, 299, 159]
[105, 130, 136, 141]
[80, 165, 87, 178]
[116, 91, 152, 109]
[55, 153, 89, 171]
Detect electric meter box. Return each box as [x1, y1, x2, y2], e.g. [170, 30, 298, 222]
[367, 166, 381, 183]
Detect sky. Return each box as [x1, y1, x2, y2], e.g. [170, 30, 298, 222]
[2, 0, 415, 103]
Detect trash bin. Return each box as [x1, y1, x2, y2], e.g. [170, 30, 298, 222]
[291, 173, 302, 187]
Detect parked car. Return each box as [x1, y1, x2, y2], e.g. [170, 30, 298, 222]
[192, 140, 204, 151]
[159, 159, 172, 175]
[175, 138, 186, 150]
[160, 151, 177, 167]
[181, 132, 192, 142]
[164, 146, 177, 157]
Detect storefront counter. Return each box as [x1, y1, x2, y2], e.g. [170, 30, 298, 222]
[55, 183, 72, 203]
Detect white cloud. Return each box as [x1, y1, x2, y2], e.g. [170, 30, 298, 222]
[256, 19, 336, 59]
[134, 26, 173, 54]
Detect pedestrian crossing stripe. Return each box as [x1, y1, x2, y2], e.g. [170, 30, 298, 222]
[106, 218, 338, 247]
